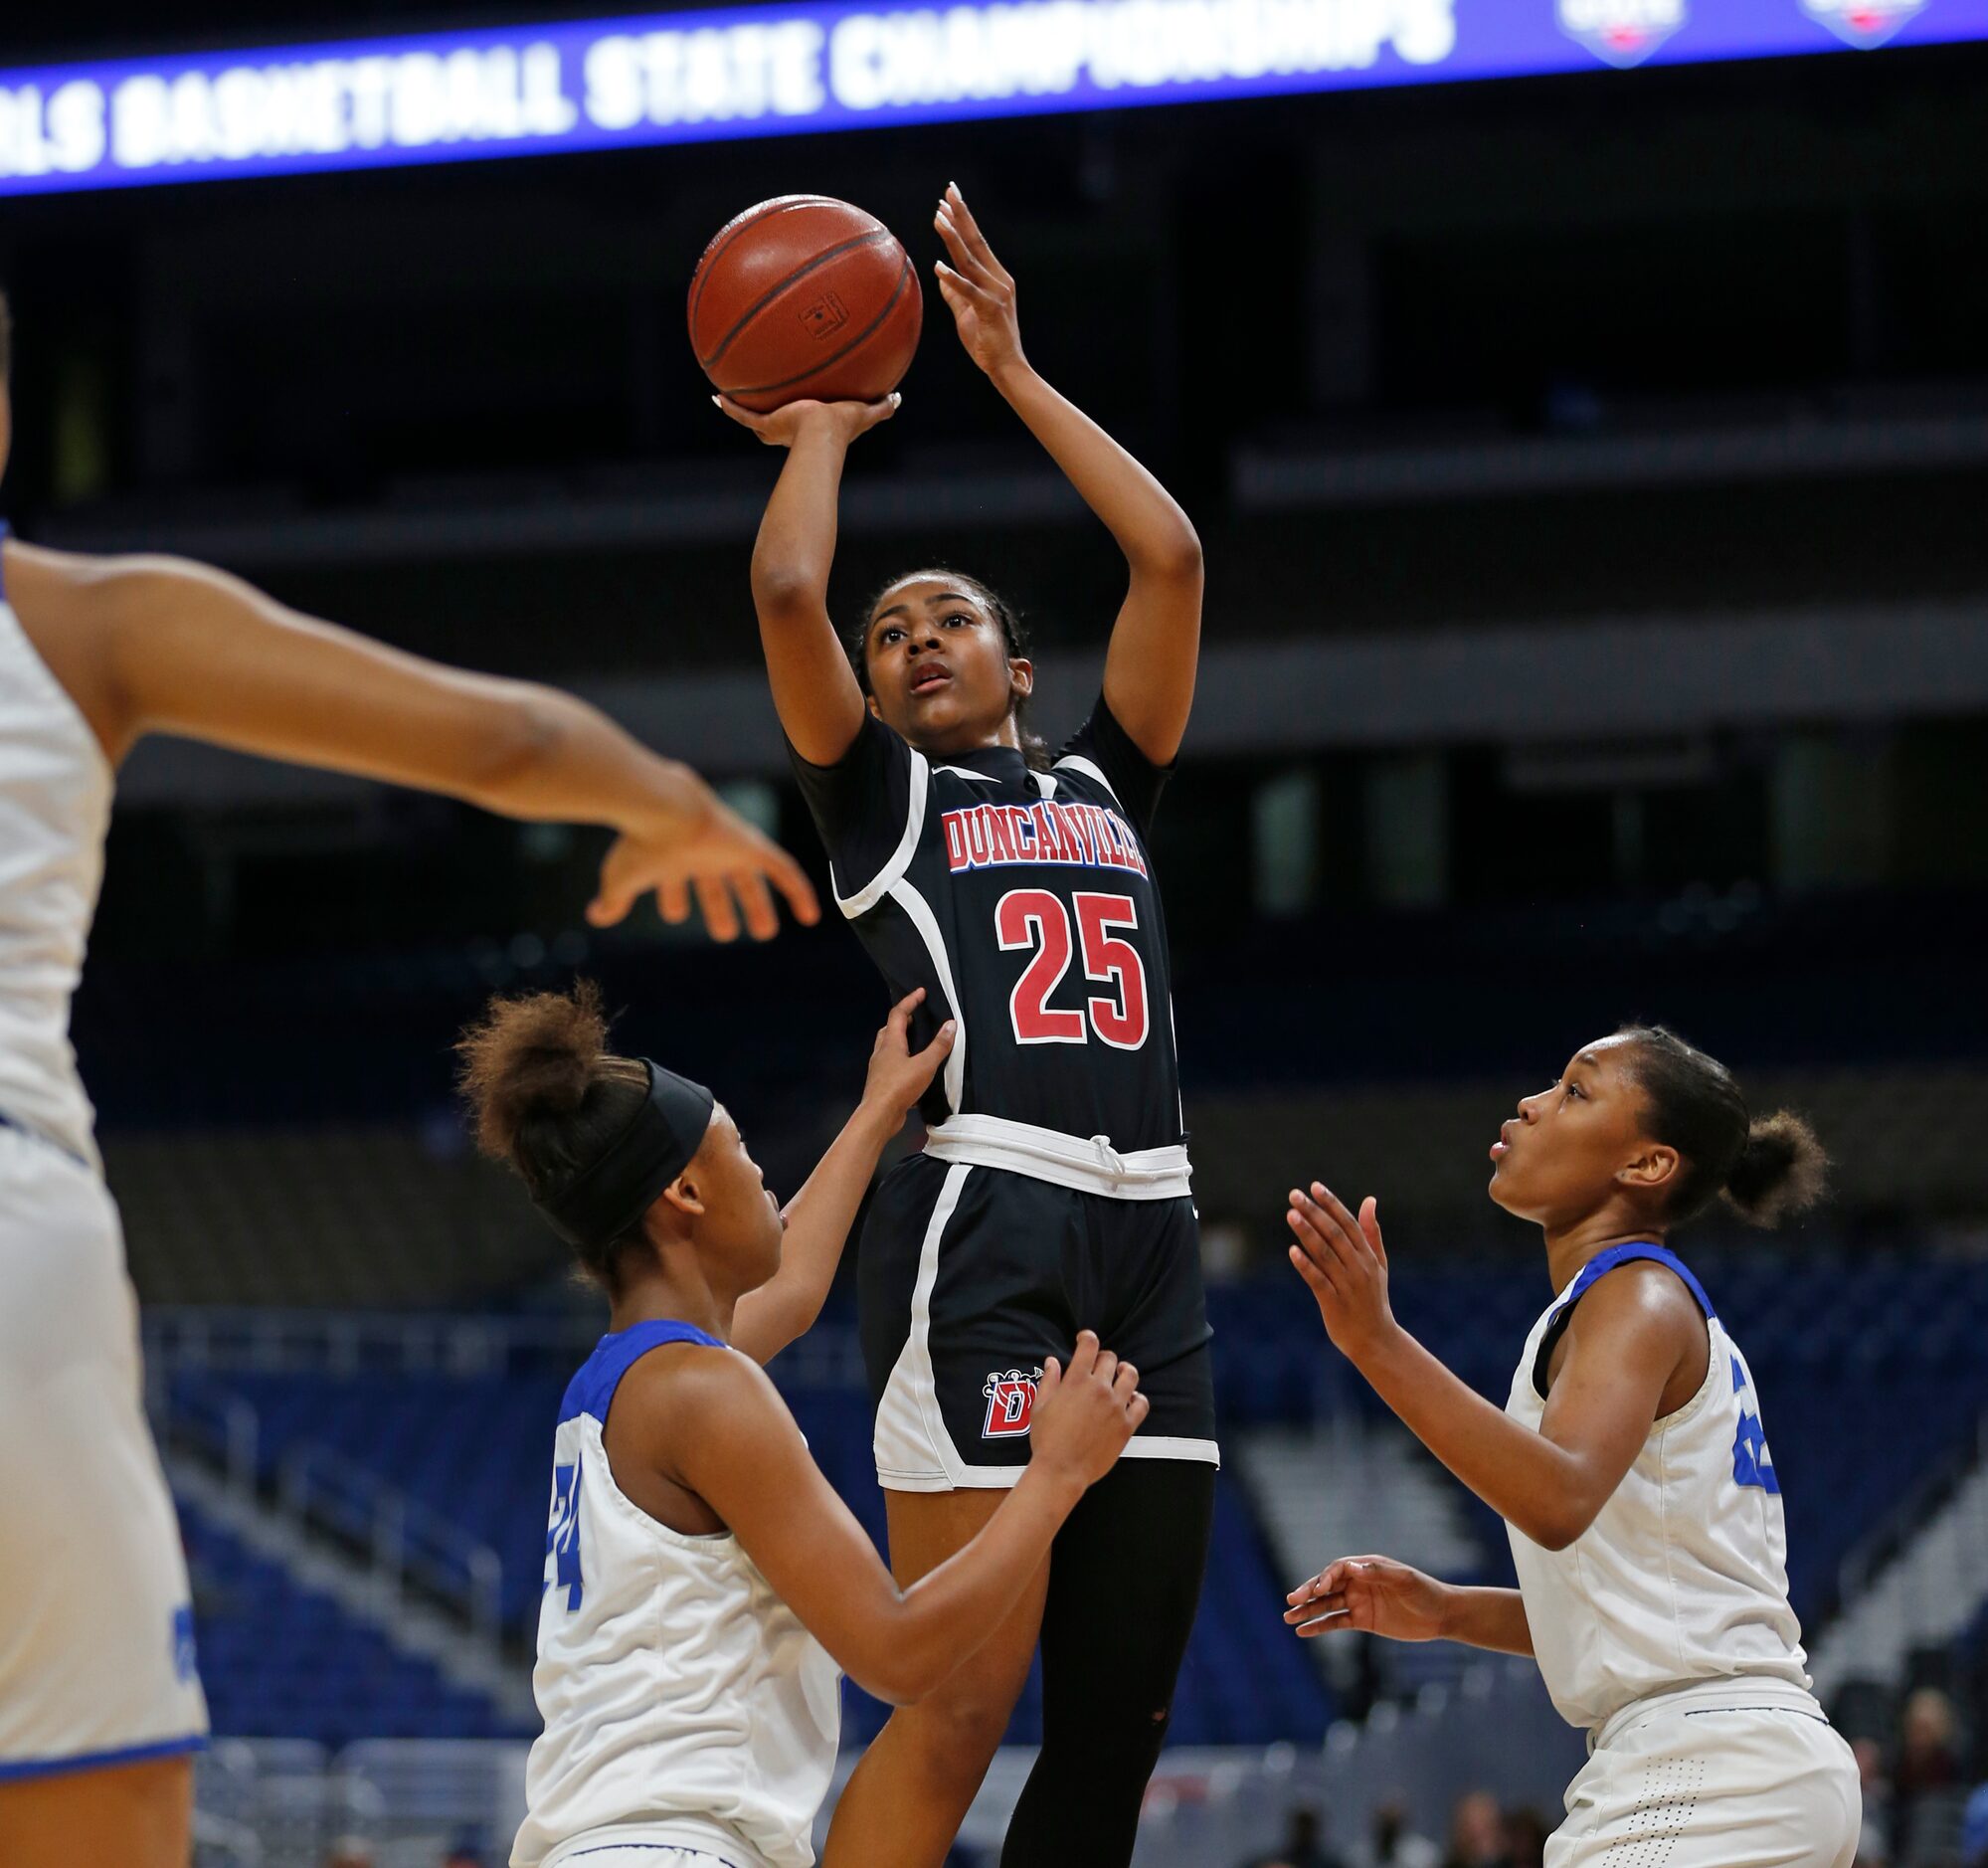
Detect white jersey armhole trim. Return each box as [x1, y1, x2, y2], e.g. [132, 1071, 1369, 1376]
[884, 874, 966, 1117]
[832, 746, 931, 920]
[1031, 770, 1058, 800]
[1051, 754, 1119, 807]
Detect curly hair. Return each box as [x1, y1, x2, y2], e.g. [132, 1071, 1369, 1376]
[455, 980, 652, 1291]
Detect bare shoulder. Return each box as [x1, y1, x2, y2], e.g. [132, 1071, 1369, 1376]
[614, 1340, 794, 1457]
[1, 540, 132, 757]
[1573, 1258, 1705, 1332]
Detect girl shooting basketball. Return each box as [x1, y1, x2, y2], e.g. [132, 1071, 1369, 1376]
[456, 985, 1148, 1868]
[0, 288, 815, 1868]
[1282, 1027, 1860, 1868]
[721, 183, 1212, 1868]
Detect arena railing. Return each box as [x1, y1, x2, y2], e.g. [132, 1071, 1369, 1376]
[152, 1369, 506, 1658]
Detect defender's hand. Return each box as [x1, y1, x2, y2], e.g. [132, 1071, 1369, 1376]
[1287, 1182, 1397, 1366]
[933, 183, 1025, 380]
[591, 783, 819, 942]
[1284, 1555, 1451, 1643]
[1028, 1330, 1148, 1490]
[860, 989, 956, 1123]
[715, 394, 899, 449]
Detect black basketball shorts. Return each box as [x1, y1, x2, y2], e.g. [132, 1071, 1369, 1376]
[858, 1153, 1219, 1490]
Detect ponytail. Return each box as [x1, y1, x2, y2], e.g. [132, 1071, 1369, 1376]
[1617, 1025, 1830, 1229]
[455, 981, 651, 1290]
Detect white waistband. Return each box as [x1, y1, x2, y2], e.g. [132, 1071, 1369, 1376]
[924, 1114, 1192, 1201]
[1588, 1676, 1826, 1754]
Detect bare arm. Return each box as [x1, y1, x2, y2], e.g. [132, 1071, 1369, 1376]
[6, 540, 815, 940]
[1286, 1187, 1699, 1551]
[659, 1334, 1147, 1703]
[1284, 1556, 1534, 1657]
[731, 991, 955, 1366]
[722, 396, 897, 766]
[933, 184, 1203, 765]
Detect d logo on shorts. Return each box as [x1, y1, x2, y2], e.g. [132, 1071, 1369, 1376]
[983, 1368, 1043, 1439]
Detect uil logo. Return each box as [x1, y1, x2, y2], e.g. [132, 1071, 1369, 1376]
[1800, 0, 1925, 48]
[983, 1368, 1043, 1439]
[1557, 0, 1687, 67]
[799, 291, 851, 342]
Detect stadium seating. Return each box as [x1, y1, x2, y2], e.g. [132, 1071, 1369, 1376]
[166, 1254, 1988, 1745]
[178, 1490, 522, 1745]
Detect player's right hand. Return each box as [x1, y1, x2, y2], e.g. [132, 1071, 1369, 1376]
[1284, 1554, 1450, 1643]
[1029, 1330, 1148, 1489]
[714, 393, 900, 449]
[591, 781, 820, 942]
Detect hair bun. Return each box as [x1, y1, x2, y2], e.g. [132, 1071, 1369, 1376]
[456, 981, 611, 1165]
[1721, 1110, 1830, 1229]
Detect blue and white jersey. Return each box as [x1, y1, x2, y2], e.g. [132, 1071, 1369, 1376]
[1505, 1243, 1811, 1732]
[512, 1321, 841, 1868]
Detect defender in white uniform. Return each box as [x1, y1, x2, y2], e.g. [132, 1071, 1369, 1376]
[451, 982, 1149, 1868]
[1281, 1027, 1860, 1868]
[0, 283, 819, 1867]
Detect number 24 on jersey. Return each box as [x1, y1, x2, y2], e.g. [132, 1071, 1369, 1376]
[996, 889, 1150, 1049]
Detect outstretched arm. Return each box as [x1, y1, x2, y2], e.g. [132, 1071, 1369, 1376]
[1284, 1555, 1534, 1656]
[719, 394, 898, 766]
[731, 990, 955, 1365]
[1285, 1185, 1699, 1551]
[651, 1332, 1148, 1704]
[6, 541, 816, 941]
[933, 183, 1203, 765]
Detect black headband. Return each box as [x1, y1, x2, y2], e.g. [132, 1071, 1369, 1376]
[536, 1060, 716, 1251]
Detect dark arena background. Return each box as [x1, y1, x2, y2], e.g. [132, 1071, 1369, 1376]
[6, 3, 1988, 1863]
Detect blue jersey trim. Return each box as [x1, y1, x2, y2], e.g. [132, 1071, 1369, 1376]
[1560, 1241, 1717, 1323]
[0, 1734, 209, 1782]
[1532, 1241, 1716, 1399]
[558, 1319, 728, 1428]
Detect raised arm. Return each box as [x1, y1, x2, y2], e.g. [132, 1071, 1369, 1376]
[718, 394, 897, 766]
[731, 990, 955, 1366]
[933, 183, 1203, 765]
[5, 540, 816, 942]
[1285, 1186, 1701, 1552]
[656, 1332, 1147, 1704]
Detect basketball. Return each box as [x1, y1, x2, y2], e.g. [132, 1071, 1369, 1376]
[688, 195, 923, 415]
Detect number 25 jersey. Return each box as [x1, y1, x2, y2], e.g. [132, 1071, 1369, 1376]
[791, 696, 1184, 1160]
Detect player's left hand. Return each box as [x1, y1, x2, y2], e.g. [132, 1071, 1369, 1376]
[934, 183, 1026, 379]
[861, 988, 956, 1123]
[590, 784, 820, 941]
[1286, 1182, 1398, 1364]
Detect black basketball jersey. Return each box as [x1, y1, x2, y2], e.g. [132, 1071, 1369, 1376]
[791, 696, 1183, 1155]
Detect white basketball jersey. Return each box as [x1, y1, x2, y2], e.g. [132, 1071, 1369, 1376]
[1505, 1243, 1811, 1731]
[0, 531, 112, 1173]
[513, 1321, 841, 1868]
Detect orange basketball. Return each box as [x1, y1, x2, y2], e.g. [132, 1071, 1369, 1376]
[688, 195, 923, 415]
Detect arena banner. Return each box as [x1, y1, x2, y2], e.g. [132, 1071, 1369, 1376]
[3, 0, 1985, 196]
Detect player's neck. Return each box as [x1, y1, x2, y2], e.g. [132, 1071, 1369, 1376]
[1540, 1211, 1671, 1294]
[608, 1255, 734, 1345]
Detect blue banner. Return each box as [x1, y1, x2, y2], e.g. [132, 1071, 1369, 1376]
[3, 0, 1984, 197]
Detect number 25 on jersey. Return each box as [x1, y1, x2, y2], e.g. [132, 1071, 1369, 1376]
[996, 889, 1150, 1049]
